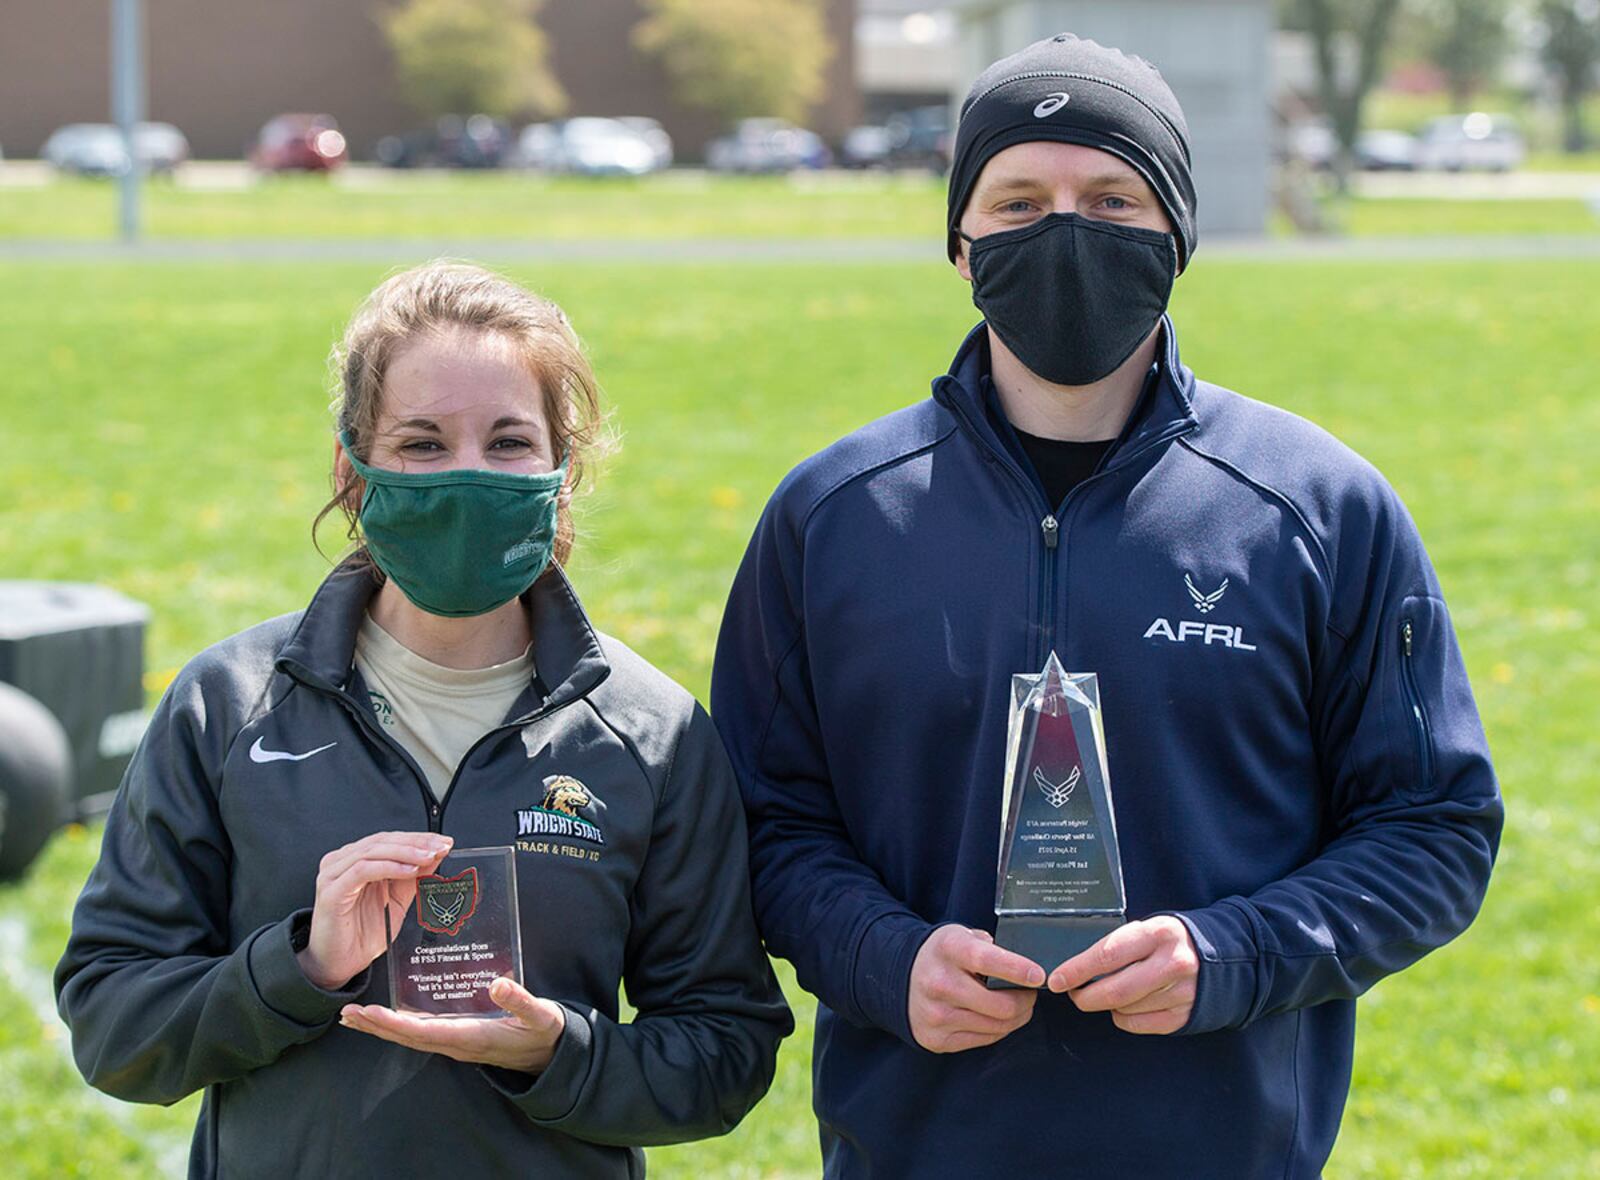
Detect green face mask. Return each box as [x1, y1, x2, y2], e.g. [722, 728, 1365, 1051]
[339, 430, 567, 618]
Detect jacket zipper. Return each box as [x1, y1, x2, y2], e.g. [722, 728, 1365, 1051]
[941, 388, 1194, 669]
[312, 680, 583, 833]
[1039, 513, 1059, 666]
[1399, 619, 1435, 789]
[431, 697, 586, 829]
[939, 399, 1059, 665]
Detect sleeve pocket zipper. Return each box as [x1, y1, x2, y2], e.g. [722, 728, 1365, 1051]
[1399, 618, 1436, 791]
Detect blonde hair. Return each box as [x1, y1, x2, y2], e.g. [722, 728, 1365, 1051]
[315, 261, 611, 569]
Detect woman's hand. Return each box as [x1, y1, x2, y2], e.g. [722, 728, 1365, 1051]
[339, 978, 567, 1073]
[296, 831, 453, 991]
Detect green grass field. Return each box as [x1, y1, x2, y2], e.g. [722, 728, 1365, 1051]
[2, 170, 1596, 243]
[0, 172, 950, 242]
[1, 253, 1597, 1177]
[1328, 196, 1600, 237]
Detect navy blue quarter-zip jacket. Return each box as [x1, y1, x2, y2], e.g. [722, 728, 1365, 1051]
[711, 320, 1502, 1179]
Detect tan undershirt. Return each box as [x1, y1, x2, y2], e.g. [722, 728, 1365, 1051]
[353, 613, 536, 802]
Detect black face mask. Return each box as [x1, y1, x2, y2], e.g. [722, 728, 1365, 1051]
[961, 212, 1178, 387]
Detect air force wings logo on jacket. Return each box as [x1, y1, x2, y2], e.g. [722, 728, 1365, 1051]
[1185, 574, 1228, 614]
[1145, 572, 1258, 652]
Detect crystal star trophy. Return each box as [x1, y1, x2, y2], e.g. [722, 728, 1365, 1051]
[386, 845, 523, 1018]
[989, 652, 1125, 989]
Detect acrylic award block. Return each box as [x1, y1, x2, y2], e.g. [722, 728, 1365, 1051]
[386, 845, 523, 1018]
[990, 652, 1126, 988]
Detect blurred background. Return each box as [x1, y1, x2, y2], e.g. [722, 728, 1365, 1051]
[0, 2, 1597, 1177]
[1, 0, 1600, 238]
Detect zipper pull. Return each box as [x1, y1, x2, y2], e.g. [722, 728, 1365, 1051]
[1402, 619, 1414, 656]
[1041, 515, 1059, 549]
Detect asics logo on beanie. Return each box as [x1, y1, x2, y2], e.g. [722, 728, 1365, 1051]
[1033, 92, 1071, 118]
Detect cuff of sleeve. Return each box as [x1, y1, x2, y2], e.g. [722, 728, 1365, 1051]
[1166, 901, 1261, 1036]
[247, 910, 368, 1029]
[849, 911, 936, 1048]
[482, 1002, 594, 1123]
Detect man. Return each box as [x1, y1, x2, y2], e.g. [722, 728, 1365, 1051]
[711, 32, 1502, 1180]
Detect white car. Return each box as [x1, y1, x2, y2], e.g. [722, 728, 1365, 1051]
[43, 125, 131, 176]
[1415, 113, 1524, 173]
[42, 122, 190, 176]
[615, 117, 674, 171]
[705, 119, 831, 173]
[1355, 130, 1418, 171]
[518, 118, 662, 177]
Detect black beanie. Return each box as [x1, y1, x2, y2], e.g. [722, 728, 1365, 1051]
[946, 33, 1197, 269]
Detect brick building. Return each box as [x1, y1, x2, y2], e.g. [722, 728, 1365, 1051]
[0, 0, 860, 160]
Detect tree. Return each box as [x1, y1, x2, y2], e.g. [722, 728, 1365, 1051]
[380, 0, 566, 121]
[1539, 0, 1600, 151]
[633, 0, 834, 125]
[1422, 0, 1512, 108]
[1295, 0, 1408, 191]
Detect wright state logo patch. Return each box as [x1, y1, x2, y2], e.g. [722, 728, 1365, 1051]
[415, 867, 479, 936]
[515, 775, 607, 846]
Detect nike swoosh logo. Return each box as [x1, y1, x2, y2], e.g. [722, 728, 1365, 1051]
[249, 737, 338, 764]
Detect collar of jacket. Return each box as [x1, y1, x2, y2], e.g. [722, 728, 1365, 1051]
[930, 314, 1199, 477]
[274, 558, 610, 712]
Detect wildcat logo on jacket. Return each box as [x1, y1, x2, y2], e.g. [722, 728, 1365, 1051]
[515, 775, 607, 849]
[1143, 572, 1258, 652]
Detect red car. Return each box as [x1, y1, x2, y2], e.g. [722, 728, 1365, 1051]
[249, 113, 347, 172]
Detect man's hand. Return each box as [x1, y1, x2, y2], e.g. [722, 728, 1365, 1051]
[908, 926, 1044, 1053]
[340, 977, 567, 1073]
[1048, 916, 1199, 1035]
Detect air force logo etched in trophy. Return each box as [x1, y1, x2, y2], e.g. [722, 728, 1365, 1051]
[385, 845, 523, 1018]
[990, 652, 1126, 988]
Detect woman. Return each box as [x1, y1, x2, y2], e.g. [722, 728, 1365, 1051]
[55, 262, 791, 1178]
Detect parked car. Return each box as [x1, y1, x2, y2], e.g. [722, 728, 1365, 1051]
[375, 114, 510, 169]
[1283, 120, 1420, 172]
[883, 104, 952, 172]
[1415, 113, 1524, 172]
[512, 122, 561, 171]
[1355, 129, 1418, 171]
[705, 118, 830, 173]
[1284, 119, 1337, 170]
[561, 117, 660, 176]
[249, 113, 347, 172]
[42, 122, 190, 176]
[521, 118, 663, 177]
[615, 116, 674, 170]
[841, 124, 894, 169]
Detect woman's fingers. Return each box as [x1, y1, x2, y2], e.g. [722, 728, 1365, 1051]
[319, 833, 451, 884]
[325, 859, 435, 907]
